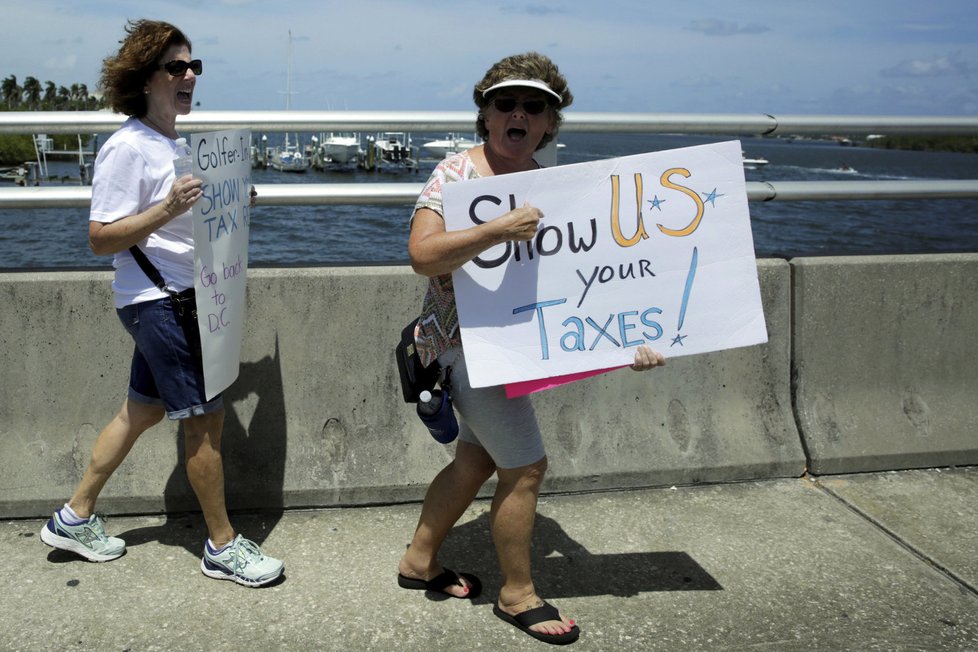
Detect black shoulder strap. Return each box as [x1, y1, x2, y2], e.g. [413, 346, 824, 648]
[128, 245, 174, 296]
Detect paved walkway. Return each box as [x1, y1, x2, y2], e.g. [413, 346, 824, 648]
[3, 467, 977, 651]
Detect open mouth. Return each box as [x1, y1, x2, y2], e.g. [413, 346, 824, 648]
[506, 128, 527, 140]
[177, 89, 193, 103]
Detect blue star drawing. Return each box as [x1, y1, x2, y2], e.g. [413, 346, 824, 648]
[701, 188, 724, 207]
[647, 195, 666, 211]
[671, 333, 687, 347]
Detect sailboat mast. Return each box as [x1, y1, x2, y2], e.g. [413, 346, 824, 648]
[284, 29, 293, 148]
[286, 29, 293, 111]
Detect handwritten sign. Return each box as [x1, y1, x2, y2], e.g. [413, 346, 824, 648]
[442, 140, 767, 390]
[191, 129, 252, 399]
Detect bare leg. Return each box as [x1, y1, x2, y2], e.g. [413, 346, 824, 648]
[68, 399, 165, 517]
[399, 440, 495, 597]
[492, 456, 575, 637]
[183, 409, 234, 547]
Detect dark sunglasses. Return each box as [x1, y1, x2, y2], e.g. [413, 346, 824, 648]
[491, 97, 550, 115]
[159, 59, 202, 76]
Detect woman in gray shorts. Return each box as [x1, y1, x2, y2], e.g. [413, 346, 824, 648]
[395, 52, 665, 646]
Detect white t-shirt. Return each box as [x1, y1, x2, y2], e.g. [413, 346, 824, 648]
[90, 117, 194, 308]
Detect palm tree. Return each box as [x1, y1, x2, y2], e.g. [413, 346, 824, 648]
[57, 86, 71, 110]
[43, 81, 57, 109]
[22, 76, 42, 110]
[2, 75, 21, 109]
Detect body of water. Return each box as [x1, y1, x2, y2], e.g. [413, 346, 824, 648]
[2, 132, 977, 270]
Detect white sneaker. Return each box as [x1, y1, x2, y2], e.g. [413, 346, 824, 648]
[40, 511, 126, 562]
[200, 534, 284, 587]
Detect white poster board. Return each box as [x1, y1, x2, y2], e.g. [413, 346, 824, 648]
[191, 129, 252, 399]
[442, 140, 767, 390]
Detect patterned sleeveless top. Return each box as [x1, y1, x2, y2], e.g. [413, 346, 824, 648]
[412, 152, 480, 367]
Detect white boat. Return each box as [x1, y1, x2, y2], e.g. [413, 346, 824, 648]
[361, 132, 418, 171]
[314, 132, 361, 167]
[268, 133, 310, 172]
[375, 132, 412, 163]
[0, 165, 28, 182]
[742, 151, 769, 168]
[423, 133, 480, 158]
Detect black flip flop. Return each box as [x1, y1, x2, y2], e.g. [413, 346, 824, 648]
[397, 568, 482, 599]
[492, 601, 581, 645]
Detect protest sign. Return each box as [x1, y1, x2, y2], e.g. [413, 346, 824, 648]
[191, 129, 252, 399]
[441, 140, 767, 391]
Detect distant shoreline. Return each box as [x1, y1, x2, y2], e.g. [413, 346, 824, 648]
[864, 135, 978, 155]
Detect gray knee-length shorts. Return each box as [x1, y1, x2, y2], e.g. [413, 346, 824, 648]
[438, 348, 545, 469]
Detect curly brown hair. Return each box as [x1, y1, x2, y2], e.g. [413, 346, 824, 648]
[98, 19, 191, 117]
[472, 52, 573, 150]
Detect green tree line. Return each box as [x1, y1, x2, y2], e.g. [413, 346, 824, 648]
[1, 74, 107, 164]
[2, 74, 105, 111]
[865, 135, 978, 155]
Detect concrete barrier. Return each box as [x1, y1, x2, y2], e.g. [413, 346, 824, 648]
[792, 253, 978, 474]
[0, 259, 801, 518]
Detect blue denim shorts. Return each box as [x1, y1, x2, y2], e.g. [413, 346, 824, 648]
[116, 294, 223, 420]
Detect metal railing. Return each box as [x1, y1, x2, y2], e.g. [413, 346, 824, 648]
[4, 110, 978, 136]
[5, 179, 978, 210]
[2, 110, 977, 209]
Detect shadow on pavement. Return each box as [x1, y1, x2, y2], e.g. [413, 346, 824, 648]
[434, 512, 722, 603]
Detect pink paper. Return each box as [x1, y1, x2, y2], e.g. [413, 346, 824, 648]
[505, 365, 627, 398]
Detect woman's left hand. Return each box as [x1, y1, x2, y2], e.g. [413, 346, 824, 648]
[631, 345, 666, 371]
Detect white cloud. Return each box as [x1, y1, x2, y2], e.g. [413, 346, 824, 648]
[499, 3, 570, 16]
[881, 52, 975, 79]
[684, 19, 771, 37]
[44, 54, 79, 72]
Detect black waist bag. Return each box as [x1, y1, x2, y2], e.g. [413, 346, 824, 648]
[169, 287, 197, 320]
[169, 288, 202, 357]
[129, 245, 201, 356]
[395, 318, 440, 403]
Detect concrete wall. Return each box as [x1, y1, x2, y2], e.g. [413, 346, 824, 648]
[1, 254, 975, 518]
[792, 254, 978, 474]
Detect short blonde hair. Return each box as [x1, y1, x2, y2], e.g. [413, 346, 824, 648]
[472, 52, 573, 150]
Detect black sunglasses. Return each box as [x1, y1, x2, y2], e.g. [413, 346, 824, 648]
[491, 97, 550, 115]
[159, 59, 202, 76]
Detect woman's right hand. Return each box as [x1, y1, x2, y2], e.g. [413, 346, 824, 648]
[88, 174, 203, 256]
[494, 202, 542, 242]
[409, 202, 545, 277]
[162, 174, 203, 219]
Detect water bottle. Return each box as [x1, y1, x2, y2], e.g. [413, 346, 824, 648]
[173, 137, 192, 178]
[417, 389, 459, 444]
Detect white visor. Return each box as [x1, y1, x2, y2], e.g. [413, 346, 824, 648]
[481, 78, 562, 103]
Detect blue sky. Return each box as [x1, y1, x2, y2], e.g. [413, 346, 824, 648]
[4, 0, 977, 115]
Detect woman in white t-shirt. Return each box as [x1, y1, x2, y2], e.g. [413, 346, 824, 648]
[39, 19, 283, 588]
